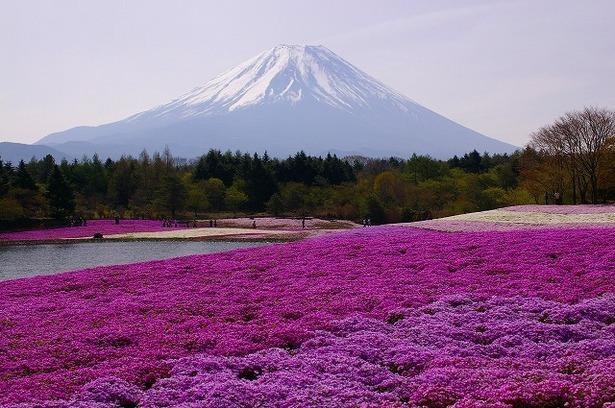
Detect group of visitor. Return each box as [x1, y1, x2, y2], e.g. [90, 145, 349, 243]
[362, 218, 372, 227]
[545, 191, 563, 205]
[68, 216, 87, 227]
[161, 218, 178, 227]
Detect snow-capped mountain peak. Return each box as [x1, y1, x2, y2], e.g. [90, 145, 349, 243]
[37, 44, 517, 159]
[135, 44, 414, 121]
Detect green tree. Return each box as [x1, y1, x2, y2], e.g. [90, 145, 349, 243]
[14, 160, 37, 190]
[243, 154, 277, 211]
[266, 193, 284, 216]
[155, 173, 186, 218]
[46, 165, 75, 218]
[364, 195, 386, 225]
[36, 154, 56, 183]
[224, 185, 248, 214]
[459, 150, 483, 173]
[279, 182, 310, 212]
[0, 197, 24, 221]
[0, 159, 12, 197]
[204, 178, 226, 210]
[186, 181, 209, 218]
[108, 158, 138, 209]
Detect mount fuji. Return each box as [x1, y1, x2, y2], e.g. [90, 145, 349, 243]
[36, 45, 517, 159]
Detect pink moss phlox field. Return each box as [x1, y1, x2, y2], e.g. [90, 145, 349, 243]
[505, 204, 615, 214]
[0, 226, 614, 406]
[7, 296, 615, 407]
[0, 220, 186, 241]
[135, 295, 615, 407]
[218, 217, 357, 230]
[413, 219, 615, 232]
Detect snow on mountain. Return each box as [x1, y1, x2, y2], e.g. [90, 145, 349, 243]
[135, 45, 413, 117]
[37, 45, 517, 158]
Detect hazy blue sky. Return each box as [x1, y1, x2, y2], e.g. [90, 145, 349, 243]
[1, 0, 614, 146]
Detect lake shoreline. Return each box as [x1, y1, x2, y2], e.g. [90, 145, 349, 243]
[0, 230, 334, 246]
[0, 217, 359, 245]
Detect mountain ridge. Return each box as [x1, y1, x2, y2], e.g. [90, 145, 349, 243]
[0, 142, 72, 164]
[37, 44, 517, 159]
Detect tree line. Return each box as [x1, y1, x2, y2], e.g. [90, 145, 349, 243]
[1, 107, 613, 229]
[522, 107, 615, 204]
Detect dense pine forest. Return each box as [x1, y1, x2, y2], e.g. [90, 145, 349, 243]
[2, 108, 614, 230]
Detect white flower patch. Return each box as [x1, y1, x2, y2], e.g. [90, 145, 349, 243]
[447, 209, 615, 225]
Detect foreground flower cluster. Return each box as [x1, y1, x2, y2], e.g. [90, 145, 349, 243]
[0, 220, 185, 241]
[0, 225, 613, 406]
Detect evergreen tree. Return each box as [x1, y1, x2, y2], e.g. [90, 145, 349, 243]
[37, 154, 56, 183]
[14, 160, 37, 190]
[46, 165, 75, 218]
[459, 150, 483, 173]
[108, 158, 138, 208]
[155, 173, 186, 218]
[244, 154, 277, 211]
[194, 150, 234, 185]
[448, 155, 461, 168]
[0, 159, 10, 197]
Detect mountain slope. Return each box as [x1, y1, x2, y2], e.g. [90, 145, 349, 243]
[0, 142, 71, 163]
[37, 45, 517, 158]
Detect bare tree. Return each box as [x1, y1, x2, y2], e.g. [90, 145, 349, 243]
[530, 122, 575, 202]
[519, 146, 566, 203]
[569, 108, 615, 203]
[529, 107, 615, 204]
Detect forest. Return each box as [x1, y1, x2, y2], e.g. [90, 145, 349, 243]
[1, 108, 613, 229]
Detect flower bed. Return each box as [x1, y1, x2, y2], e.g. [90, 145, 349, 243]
[216, 217, 358, 231]
[506, 204, 615, 214]
[0, 226, 613, 406]
[413, 219, 615, 232]
[413, 205, 615, 232]
[141, 295, 615, 407]
[0, 220, 186, 241]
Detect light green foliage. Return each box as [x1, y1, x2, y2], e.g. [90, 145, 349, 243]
[204, 178, 226, 210]
[224, 185, 248, 214]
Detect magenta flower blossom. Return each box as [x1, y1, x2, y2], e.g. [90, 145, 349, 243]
[0, 220, 186, 241]
[0, 226, 613, 406]
[139, 295, 614, 407]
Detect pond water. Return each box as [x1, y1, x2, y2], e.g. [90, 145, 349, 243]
[0, 240, 268, 281]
